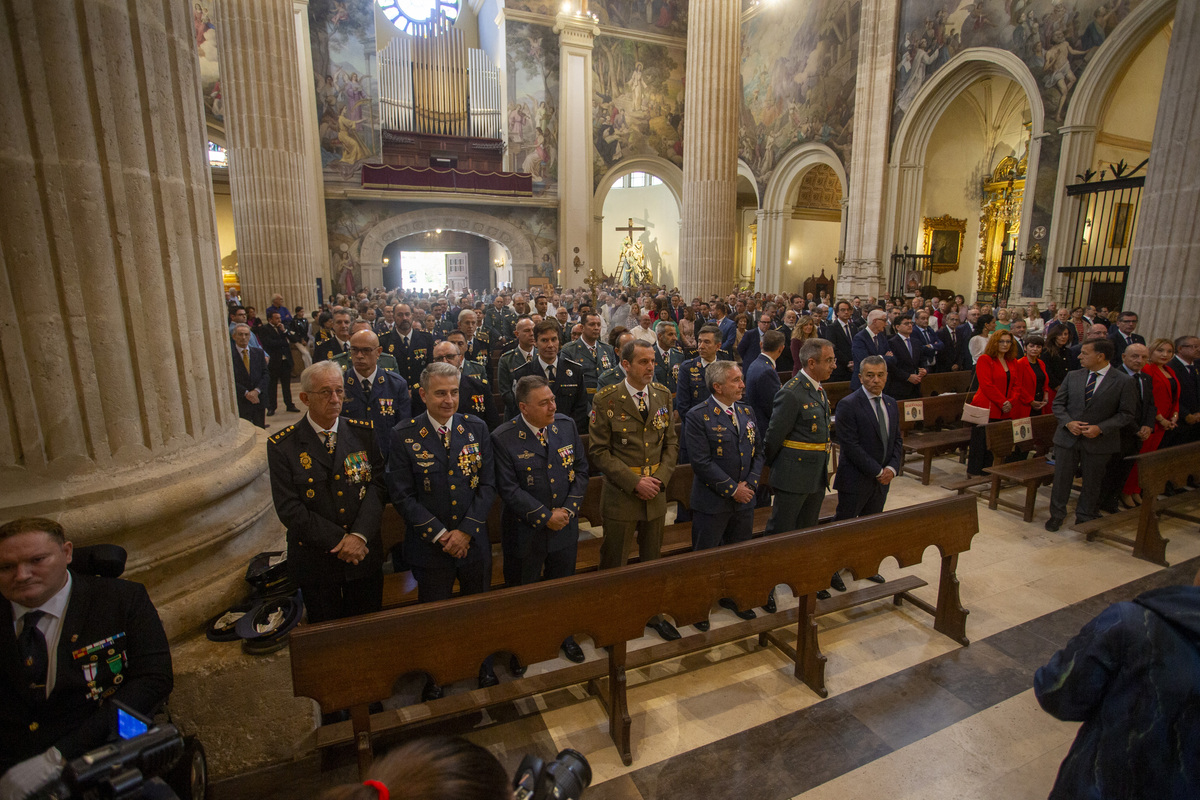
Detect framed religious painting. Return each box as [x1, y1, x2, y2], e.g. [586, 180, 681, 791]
[922, 215, 967, 273]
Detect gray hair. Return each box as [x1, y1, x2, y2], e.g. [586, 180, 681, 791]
[419, 361, 460, 388]
[654, 320, 675, 334]
[515, 375, 551, 406]
[300, 360, 343, 392]
[232, 323, 251, 333]
[859, 355, 886, 370]
[798, 337, 833, 367]
[867, 309, 887, 323]
[705, 359, 741, 390]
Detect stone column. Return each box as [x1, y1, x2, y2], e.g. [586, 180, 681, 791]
[679, 0, 740, 299]
[0, 0, 281, 637]
[554, 10, 600, 291]
[842, 0, 899, 298]
[215, 0, 321, 311]
[1124, 0, 1200, 341]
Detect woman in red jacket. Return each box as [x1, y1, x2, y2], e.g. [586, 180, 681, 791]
[966, 329, 1021, 475]
[1124, 337, 1181, 501]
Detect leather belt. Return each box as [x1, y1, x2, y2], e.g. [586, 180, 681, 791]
[629, 464, 660, 476]
[782, 440, 830, 451]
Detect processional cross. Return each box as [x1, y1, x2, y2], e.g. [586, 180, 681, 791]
[615, 217, 646, 239]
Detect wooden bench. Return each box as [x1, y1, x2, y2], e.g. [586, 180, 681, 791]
[940, 414, 1057, 502]
[1076, 440, 1200, 565]
[291, 496, 979, 775]
[919, 370, 974, 396]
[898, 393, 971, 484]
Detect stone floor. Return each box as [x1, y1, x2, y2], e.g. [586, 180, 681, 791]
[171, 449, 1200, 800]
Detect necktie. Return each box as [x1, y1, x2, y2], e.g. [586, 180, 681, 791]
[363, 378, 372, 401]
[18, 610, 48, 697]
[403, 335, 410, 349]
[535, 426, 548, 447]
[873, 396, 889, 445]
[547, 364, 556, 382]
[321, 430, 335, 453]
[438, 425, 450, 451]
[1085, 371, 1098, 404]
[343, 341, 350, 354]
[907, 337, 915, 360]
[242, 349, 250, 372]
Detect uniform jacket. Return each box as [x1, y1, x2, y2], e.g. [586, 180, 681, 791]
[560, 338, 618, 399]
[232, 341, 269, 414]
[267, 416, 384, 584]
[387, 412, 495, 568]
[492, 414, 589, 558]
[675, 355, 731, 418]
[654, 345, 687, 395]
[497, 346, 537, 413]
[483, 305, 517, 341]
[597, 364, 626, 390]
[378, 329, 435, 389]
[764, 371, 830, 494]
[463, 330, 491, 366]
[510, 356, 588, 430]
[744, 353, 782, 434]
[0, 574, 173, 772]
[832, 389, 903, 496]
[1051, 366, 1136, 454]
[684, 398, 763, 514]
[588, 381, 678, 522]
[313, 336, 351, 363]
[342, 368, 412, 464]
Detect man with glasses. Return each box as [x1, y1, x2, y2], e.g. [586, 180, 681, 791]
[886, 315, 926, 400]
[738, 313, 774, 367]
[412, 340, 500, 430]
[340, 329, 411, 468]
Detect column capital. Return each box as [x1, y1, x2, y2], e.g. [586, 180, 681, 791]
[553, 12, 600, 45]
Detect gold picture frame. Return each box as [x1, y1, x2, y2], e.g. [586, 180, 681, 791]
[923, 215, 968, 273]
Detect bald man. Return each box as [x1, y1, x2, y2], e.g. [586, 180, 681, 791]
[341, 329, 411, 468]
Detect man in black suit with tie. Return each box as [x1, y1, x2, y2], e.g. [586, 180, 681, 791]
[509, 321, 588, 429]
[1167, 335, 1200, 447]
[886, 316, 925, 400]
[851, 310, 891, 390]
[911, 310, 942, 371]
[257, 310, 300, 415]
[827, 301, 857, 381]
[937, 311, 965, 372]
[1107, 312, 1145, 363]
[737, 313, 772, 366]
[232, 324, 269, 428]
[0, 518, 173, 795]
[1098, 344, 1156, 513]
[1046, 339, 1137, 531]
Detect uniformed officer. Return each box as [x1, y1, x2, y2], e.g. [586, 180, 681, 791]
[498, 318, 538, 412]
[483, 294, 517, 343]
[492, 376, 590, 663]
[764, 337, 836, 539]
[445, 330, 489, 386]
[560, 311, 617, 406]
[378, 303, 434, 387]
[331, 321, 400, 374]
[684, 361, 764, 630]
[509, 321, 588, 429]
[458, 310, 491, 368]
[268, 360, 385, 623]
[410, 340, 501, 430]
[675, 324, 732, 423]
[588, 340, 680, 641]
[597, 329, 635, 390]
[653, 321, 686, 396]
[387, 362, 497, 697]
[313, 309, 353, 362]
[341, 329, 411, 467]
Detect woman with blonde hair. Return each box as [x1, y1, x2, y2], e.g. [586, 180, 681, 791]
[788, 314, 822, 371]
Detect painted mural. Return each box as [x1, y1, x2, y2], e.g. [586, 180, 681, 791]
[193, 1, 222, 128]
[507, 22, 560, 196]
[504, 0, 688, 38]
[309, 0, 381, 179]
[738, 0, 860, 192]
[592, 38, 686, 187]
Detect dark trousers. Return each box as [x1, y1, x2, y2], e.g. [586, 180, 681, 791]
[967, 421, 997, 476]
[503, 540, 577, 586]
[411, 544, 491, 603]
[299, 572, 383, 624]
[599, 518, 664, 570]
[691, 506, 754, 551]
[764, 489, 825, 535]
[1099, 444, 1139, 508]
[834, 483, 889, 520]
[268, 359, 294, 411]
[238, 401, 266, 429]
[1050, 443, 1107, 522]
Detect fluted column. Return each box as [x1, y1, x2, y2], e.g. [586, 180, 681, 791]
[0, 0, 281, 637]
[679, 0, 740, 299]
[554, 10, 600, 291]
[1124, 0, 1200, 341]
[215, 0, 321, 311]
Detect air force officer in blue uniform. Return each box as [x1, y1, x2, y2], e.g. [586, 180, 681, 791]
[341, 329, 411, 467]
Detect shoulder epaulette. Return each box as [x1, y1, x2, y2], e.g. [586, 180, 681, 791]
[394, 416, 419, 430]
[652, 382, 670, 392]
[595, 382, 620, 398]
[784, 375, 803, 389]
[345, 417, 373, 429]
[268, 424, 298, 444]
[562, 356, 584, 368]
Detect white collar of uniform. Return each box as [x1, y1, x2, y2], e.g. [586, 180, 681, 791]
[520, 414, 547, 436]
[519, 345, 535, 359]
[624, 378, 649, 399]
[761, 352, 776, 368]
[539, 356, 558, 371]
[307, 413, 340, 437]
[800, 368, 822, 390]
[355, 367, 378, 385]
[11, 570, 72, 627]
[712, 397, 736, 416]
[700, 356, 716, 367]
[427, 411, 454, 431]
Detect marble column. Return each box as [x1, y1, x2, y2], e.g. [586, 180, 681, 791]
[215, 0, 322, 311]
[0, 0, 282, 637]
[842, 0, 899, 299]
[679, 0, 740, 299]
[1124, 0, 1200, 341]
[554, 10, 600, 291]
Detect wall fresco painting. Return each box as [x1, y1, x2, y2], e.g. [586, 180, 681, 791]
[505, 0, 688, 38]
[507, 21, 560, 196]
[194, 1, 222, 129]
[309, 0, 381, 179]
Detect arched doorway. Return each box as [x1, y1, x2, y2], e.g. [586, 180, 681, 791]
[593, 157, 684, 290]
[737, 160, 760, 291]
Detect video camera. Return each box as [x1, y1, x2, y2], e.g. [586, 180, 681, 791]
[512, 748, 591, 800]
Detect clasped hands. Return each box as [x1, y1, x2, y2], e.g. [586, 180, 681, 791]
[331, 534, 369, 564]
[1066, 420, 1102, 438]
[634, 475, 663, 500]
[907, 368, 927, 384]
[732, 481, 755, 504]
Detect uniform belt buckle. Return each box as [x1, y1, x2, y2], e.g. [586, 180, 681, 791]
[642, 466, 651, 476]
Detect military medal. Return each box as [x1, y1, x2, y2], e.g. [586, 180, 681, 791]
[812, 423, 818, 432]
[424, 478, 432, 492]
[359, 486, 366, 500]
[717, 446, 724, 456]
[470, 476, 479, 488]
[299, 452, 312, 470]
[306, 489, 315, 499]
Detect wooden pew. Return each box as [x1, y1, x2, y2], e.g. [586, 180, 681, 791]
[824, 381, 851, 414]
[1077, 440, 1200, 566]
[897, 393, 971, 484]
[919, 370, 974, 396]
[939, 414, 1057, 506]
[291, 495, 979, 775]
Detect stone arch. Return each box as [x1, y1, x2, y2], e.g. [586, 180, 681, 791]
[357, 207, 537, 288]
[737, 159, 760, 207]
[885, 49, 1046, 295]
[592, 156, 684, 210]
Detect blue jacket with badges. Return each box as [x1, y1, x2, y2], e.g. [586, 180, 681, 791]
[675, 355, 731, 418]
[492, 413, 589, 558]
[744, 353, 782, 434]
[684, 398, 763, 514]
[387, 412, 495, 568]
[342, 368, 411, 464]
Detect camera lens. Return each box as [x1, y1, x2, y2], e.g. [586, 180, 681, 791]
[544, 749, 591, 800]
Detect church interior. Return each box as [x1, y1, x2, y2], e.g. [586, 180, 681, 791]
[3, 0, 1200, 797]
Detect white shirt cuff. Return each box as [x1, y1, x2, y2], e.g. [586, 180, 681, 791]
[432, 528, 448, 543]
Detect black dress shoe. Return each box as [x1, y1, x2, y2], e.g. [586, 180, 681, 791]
[285, 406, 301, 412]
[561, 637, 586, 663]
[266, 410, 276, 417]
[1099, 502, 1120, 514]
[421, 681, 444, 702]
[478, 666, 499, 689]
[694, 620, 710, 632]
[830, 572, 847, 592]
[509, 655, 527, 677]
[816, 589, 832, 600]
[866, 574, 886, 584]
[719, 598, 757, 620]
[763, 591, 778, 614]
[1045, 518, 1063, 532]
[648, 619, 681, 641]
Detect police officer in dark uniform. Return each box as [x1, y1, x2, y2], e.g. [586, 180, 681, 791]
[509, 321, 588, 429]
[445, 330, 489, 386]
[561, 312, 617, 407]
[313, 309, 353, 362]
[683, 361, 764, 630]
[411, 340, 501, 430]
[268, 361, 385, 624]
[378, 303, 435, 389]
[675, 324, 732, 423]
[458, 310, 491, 369]
[653, 321, 686, 396]
[387, 362, 497, 697]
[492, 376, 589, 663]
[483, 294, 517, 344]
[341, 329, 411, 467]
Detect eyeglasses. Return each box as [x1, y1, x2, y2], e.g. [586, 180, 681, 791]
[311, 388, 345, 399]
[349, 347, 377, 355]
[433, 355, 460, 362]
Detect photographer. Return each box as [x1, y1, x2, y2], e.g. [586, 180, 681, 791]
[322, 737, 511, 800]
[0, 518, 173, 800]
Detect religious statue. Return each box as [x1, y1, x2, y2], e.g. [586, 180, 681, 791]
[614, 236, 651, 288]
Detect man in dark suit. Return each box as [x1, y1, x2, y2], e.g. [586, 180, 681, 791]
[493, 376, 589, 663]
[936, 311, 965, 372]
[715, 303, 737, 351]
[0, 519, 173, 792]
[825, 301, 856, 381]
[1067, 324, 1109, 371]
[1040, 301, 1058, 323]
[684, 361, 764, 629]
[388, 362, 497, 695]
[1098, 344, 1156, 513]
[737, 312, 773, 367]
[1107, 312, 1145, 363]
[257, 310, 299, 415]
[955, 307, 979, 347]
[911, 310, 942, 371]
[1167, 335, 1200, 447]
[509, 321, 587, 429]
[850, 310, 891, 390]
[341, 329, 411, 468]
[268, 360, 385, 623]
[886, 316, 926, 400]
[653, 322, 687, 396]
[378, 304, 435, 390]
[1046, 339, 1137, 530]
[232, 324, 269, 428]
[745, 330, 785, 435]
